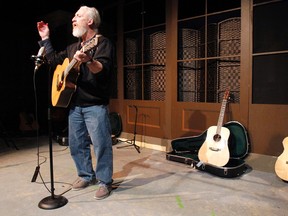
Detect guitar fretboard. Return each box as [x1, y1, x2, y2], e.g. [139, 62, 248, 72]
[216, 90, 230, 136]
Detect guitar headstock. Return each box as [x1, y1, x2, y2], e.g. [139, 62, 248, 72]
[223, 89, 230, 100]
[82, 37, 99, 53]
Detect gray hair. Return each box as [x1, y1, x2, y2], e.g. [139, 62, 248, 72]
[81, 6, 101, 32]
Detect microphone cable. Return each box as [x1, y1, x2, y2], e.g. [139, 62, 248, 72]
[30, 66, 45, 183]
[30, 46, 49, 183]
[30, 57, 71, 196]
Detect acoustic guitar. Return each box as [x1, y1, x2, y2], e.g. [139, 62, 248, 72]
[51, 35, 100, 108]
[274, 137, 288, 181]
[198, 89, 230, 167]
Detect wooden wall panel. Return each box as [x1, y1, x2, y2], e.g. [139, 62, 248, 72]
[249, 105, 288, 156]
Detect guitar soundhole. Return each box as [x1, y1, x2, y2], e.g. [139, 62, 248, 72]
[213, 134, 221, 142]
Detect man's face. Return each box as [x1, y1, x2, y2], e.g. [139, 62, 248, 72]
[72, 7, 90, 38]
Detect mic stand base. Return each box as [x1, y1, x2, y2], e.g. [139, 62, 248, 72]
[117, 139, 140, 153]
[38, 195, 68, 210]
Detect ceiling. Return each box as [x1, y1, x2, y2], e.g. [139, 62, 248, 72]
[15, 0, 117, 18]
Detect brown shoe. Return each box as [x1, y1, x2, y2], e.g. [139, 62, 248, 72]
[94, 185, 112, 200]
[72, 178, 97, 191]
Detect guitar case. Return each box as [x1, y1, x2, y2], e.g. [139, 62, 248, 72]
[166, 121, 251, 178]
[109, 112, 122, 145]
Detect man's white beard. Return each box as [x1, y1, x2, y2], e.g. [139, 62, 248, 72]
[72, 26, 87, 38]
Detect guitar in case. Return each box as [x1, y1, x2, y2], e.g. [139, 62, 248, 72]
[166, 89, 250, 178]
[198, 89, 230, 167]
[166, 121, 251, 178]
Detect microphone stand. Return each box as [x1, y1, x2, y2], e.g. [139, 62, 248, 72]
[32, 56, 68, 209]
[38, 106, 68, 209]
[117, 105, 140, 153]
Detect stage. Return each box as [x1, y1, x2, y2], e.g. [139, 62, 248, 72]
[0, 136, 287, 216]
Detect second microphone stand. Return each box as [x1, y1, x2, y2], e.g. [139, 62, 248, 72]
[117, 105, 140, 153]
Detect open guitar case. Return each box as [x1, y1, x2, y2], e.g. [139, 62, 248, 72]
[166, 120, 251, 178]
[166, 91, 251, 178]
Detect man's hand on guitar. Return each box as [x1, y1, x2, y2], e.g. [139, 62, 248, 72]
[74, 50, 103, 74]
[74, 50, 92, 63]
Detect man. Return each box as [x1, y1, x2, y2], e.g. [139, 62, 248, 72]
[37, 5, 114, 200]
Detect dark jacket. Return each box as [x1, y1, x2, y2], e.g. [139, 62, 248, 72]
[38, 35, 115, 107]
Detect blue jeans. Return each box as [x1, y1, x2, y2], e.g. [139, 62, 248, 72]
[68, 105, 113, 185]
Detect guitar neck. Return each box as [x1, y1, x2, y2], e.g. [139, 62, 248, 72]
[216, 98, 228, 134]
[62, 35, 101, 78]
[64, 59, 79, 77]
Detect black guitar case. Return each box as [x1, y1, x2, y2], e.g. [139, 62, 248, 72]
[166, 121, 251, 178]
[109, 112, 122, 145]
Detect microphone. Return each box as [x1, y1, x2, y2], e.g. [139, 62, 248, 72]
[31, 46, 46, 70]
